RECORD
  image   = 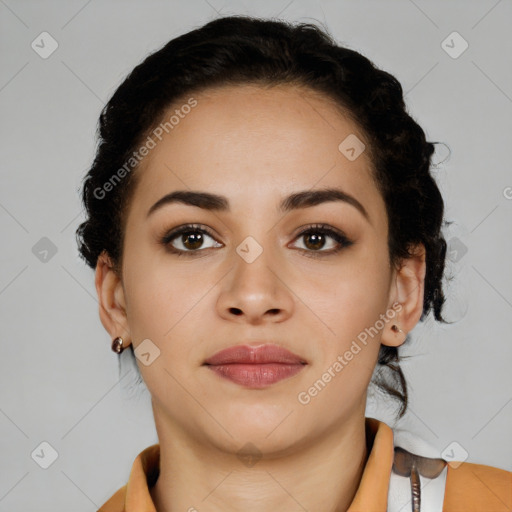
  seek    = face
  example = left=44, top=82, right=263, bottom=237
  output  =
left=107, top=84, right=406, bottom=454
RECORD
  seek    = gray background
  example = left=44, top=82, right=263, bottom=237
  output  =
left=1, top=0, right=511, bottom=510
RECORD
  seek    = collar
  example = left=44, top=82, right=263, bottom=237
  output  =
left=106, top=417, right=394, bottom=511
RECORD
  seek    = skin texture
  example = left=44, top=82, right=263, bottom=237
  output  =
left=95, top=84, right=426, bottom=512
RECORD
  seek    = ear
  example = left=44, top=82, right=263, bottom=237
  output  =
left=381, top=243, right=426, bottom=348
left=95, top=251, right=131, bottom=349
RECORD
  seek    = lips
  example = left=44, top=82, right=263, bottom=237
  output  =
left=203, top=344, right=307, bottom=389
left=203, top=344, right=307, bottom=365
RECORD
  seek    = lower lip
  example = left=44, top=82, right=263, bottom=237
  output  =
left=205, top=363, right=305, bottom=388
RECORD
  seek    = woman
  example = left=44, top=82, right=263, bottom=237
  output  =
left=75, top=15, right=511, bottom=512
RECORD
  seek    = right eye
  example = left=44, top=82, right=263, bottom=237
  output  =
left=160, top=223, right=223, bottom=256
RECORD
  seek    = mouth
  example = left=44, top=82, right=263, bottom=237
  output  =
left=203, top=344, right=307, bottom=389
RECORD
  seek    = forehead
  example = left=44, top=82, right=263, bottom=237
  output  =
left=127, top=84, right=384, bottom=224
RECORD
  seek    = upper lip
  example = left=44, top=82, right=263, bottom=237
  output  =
left=204, top=344, right=307, bottom=365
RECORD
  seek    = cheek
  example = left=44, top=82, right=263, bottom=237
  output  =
left=308, top=247, right=391, bottom=334
left=124, top=266, right=197, bottom=342
left=304, top=247, right=392, bottom=383
left=121, top=267, right=203, bottom=402
left=122, top=250, right=216, bottom=373
left=123, top=232, right=187, bottom=320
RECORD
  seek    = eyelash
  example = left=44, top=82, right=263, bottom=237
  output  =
left=159, top=223, right=354, bottom=258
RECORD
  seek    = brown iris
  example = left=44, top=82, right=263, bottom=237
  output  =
left=303, top=233, right=326, bottom=251
left=181, top=231, right=204, bottom=250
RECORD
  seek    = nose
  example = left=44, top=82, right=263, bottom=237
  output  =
left=215, top=241, right=294, bottom=325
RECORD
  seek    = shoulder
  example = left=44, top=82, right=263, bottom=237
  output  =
left=97, top=485, right=126, bottom=512
left=443, top=461, right=511, bottom=512
left=96, top=443, right=160, bottom=512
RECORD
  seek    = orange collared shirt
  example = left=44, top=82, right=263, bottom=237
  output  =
left=97, top=418, right=511, bottom=512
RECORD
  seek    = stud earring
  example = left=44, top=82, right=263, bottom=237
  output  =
left=111, top=337, right=125, bottom=354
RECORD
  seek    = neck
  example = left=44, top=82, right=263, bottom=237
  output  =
left=149, top=406, right=369, bottom=512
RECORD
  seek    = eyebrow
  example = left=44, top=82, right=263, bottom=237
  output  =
left=147, top=187, right=370, bottom=221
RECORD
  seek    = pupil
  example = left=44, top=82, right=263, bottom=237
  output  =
left=184, top=232, right=203, bottom=250
left=305, top=233, right=324, bottom=250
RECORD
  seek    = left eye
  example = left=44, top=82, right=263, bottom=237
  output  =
left=290, top=224, right=353, bottom=254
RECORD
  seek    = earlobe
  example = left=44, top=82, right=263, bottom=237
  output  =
left=95, top=251, right=131, bottom=349
left=381, top=244, right=426, bottom=348
left=380, top=309, right=408, bottom=348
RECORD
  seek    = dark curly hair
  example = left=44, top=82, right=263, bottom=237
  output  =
left=76, top=15, right=448, bottom=419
